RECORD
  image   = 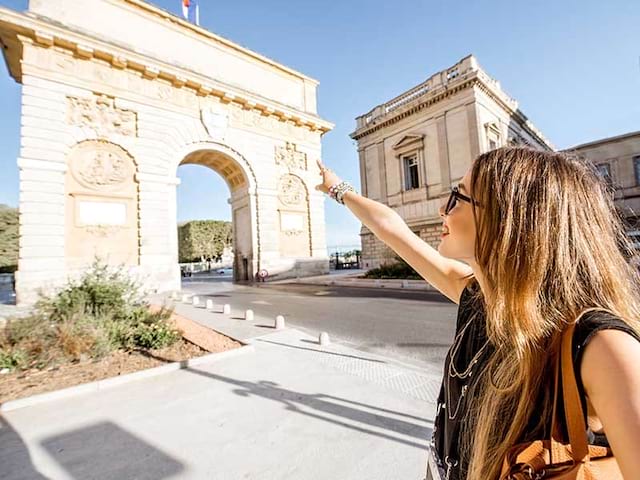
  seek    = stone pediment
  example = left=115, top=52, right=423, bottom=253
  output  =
left=393, top=134, right=424, bottom=150
left=392, top=134, right=424, bottom=154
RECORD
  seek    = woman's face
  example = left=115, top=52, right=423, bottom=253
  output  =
left=438, top=169, right=477, bottom=263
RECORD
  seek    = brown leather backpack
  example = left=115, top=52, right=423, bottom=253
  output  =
left=500, top=316, right=622, bottom=479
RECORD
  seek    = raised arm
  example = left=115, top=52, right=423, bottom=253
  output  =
left=315, top=161, right=472, bottom=303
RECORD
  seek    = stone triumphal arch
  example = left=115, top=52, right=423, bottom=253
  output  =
left=0, top=0, right=333, bottom=304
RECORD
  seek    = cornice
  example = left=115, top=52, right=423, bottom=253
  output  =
left=565, top=130, right=640, bottom=152
left=350, top=77, right=479, bottom=141
left=0, top=7, right=333, bottom=134
left=473, top=81, right=554, bottom=151
left=350, top=69, right=553, bottom=151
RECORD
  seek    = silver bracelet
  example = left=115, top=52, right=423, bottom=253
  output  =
left=335, top=182, right=356, bottom=205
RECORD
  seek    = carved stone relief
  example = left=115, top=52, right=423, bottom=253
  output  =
left=69, top=140, right=134, bottom=190
left=83, top=225, right=125, bottom=237
left=67, top=93, right=137, bottom=137
left=277, top=174, right=306, bottom=207
left=275, top=142, right=307, bottom=171
left=201, top=102, right=229, bottom=142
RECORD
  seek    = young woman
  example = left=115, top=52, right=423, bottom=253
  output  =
left=315, top=148, right=640, bottom=480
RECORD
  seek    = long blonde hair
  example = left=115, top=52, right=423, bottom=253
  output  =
left=463, top=147, right=640, bottom=480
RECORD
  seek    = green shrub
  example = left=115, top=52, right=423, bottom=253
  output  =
left=132, top=322, right=181, bottom=350
left=37, top=261, right=139, bottom=324
left=0, top=261, right=180, bottom=372
left=363, top=256, right=422, bottom=280
left=0, top=348, right=28, bottom=370
left=0, top=205, right=18, bottom=270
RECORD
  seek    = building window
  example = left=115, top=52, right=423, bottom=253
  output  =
left=403, top=155, right=420, bottom=190
left=634, top=156, right=640, bottom=186
left=596, top=163, right=612, bottom=185
left=485, top=122, right=501, bottom=151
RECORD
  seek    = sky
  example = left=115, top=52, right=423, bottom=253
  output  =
left=0, top=0, right=639, bottom=249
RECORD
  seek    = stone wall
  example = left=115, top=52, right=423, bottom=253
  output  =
left=360, top=220, right=442, bottom=271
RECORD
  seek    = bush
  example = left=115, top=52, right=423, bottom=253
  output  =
left=363, top=255, right=422, bottom=280
left=0, top=205, right=18, bottom=271
left=178, top=220, right=232, bottom=263
left=0, top=348, right=28, bottom=370
left=0, top=261, right=181, bottom=372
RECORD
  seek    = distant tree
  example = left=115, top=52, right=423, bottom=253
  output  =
left=0, top=204, right=18, bottom=272
left=178, top=220, right=232, bottom=263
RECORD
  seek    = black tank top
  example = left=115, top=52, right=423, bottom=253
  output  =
left=431, top=283, right=640, bottom=480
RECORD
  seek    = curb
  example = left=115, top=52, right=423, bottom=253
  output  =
left=291, top=279, right=437, bottom=291
left=0, top=344, right=255, bottom=412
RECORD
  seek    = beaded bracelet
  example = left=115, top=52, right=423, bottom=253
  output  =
left=328, top=182, right=345, bottom=201
left=328, top=181, right=356, bottom=205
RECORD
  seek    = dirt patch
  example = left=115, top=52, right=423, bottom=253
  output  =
left=0, top=312, right=242, bottom=405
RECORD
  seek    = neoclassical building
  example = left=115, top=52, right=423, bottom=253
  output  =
left=0, top=0, right=333, bottom=304
left=350, top=55, right=553, bottom=269
left=567, top=131, right=640, bottom=245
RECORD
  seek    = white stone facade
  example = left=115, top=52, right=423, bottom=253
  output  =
left=351, top=55, right=553, bottom=270
left=566, top=131, right=640, bottom=242
left=0, top=0, right=333, bottom=304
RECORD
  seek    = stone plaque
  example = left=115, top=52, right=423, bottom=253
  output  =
left=281, top=212, right=304, bottom=232
left=77, top=201, right=127, bottom=226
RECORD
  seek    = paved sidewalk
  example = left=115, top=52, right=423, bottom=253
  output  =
left=1, top=299, right=442, bottom=480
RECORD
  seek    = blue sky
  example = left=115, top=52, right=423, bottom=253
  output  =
left=1, top=0, right=639, bottom=248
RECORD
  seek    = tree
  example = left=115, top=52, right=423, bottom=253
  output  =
left=178, top=220, right=233, bottom=263
left=0, top=204, right=18, bottom=272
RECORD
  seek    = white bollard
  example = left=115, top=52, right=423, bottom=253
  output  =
left=223, top=304, right=231, bottom=315
left=245, top=309, right=254, bottom=321
left=206, top=299, right=214, bottom=310
left=319, top=332, right=330, bottom=346
left=181, top=294, right=191, bottom=303
left=275, top=315, right=285, bottom=330
left=171, top=291, right=179, bottom=300
left=192, top=296, right=200, bottom=307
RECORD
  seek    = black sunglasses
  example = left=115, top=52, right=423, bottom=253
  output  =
left=444, top=186, right=474, bottom=215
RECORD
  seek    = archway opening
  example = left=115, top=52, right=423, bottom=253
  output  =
left=176, top=149, right=253, bottom=286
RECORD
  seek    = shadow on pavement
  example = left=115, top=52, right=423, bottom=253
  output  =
left=0, top=416, right=48, bottom=480
left=40, top=421, right=185, bottom=480
left=185, top=367, right=432, bottom=450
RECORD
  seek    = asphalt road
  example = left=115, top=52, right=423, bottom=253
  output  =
left=181, top=274, right=458, bottom=374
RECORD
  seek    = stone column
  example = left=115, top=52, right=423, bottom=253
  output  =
left=376, top=142, right=388, bottom=202
left=436, top=114, right=451, bottom=189
left=136, top=172, right=181, bottom=292
left=466, top=102, right=481, bottom=160
left=15, top=74, right=73, bottom=304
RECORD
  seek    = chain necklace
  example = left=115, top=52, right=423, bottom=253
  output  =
left=444, top=314, right=490, bottom=421
left=447, top=316, right=490, bottom=379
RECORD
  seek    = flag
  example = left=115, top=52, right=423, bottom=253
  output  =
left=182, top=0, right=200, bottom=25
